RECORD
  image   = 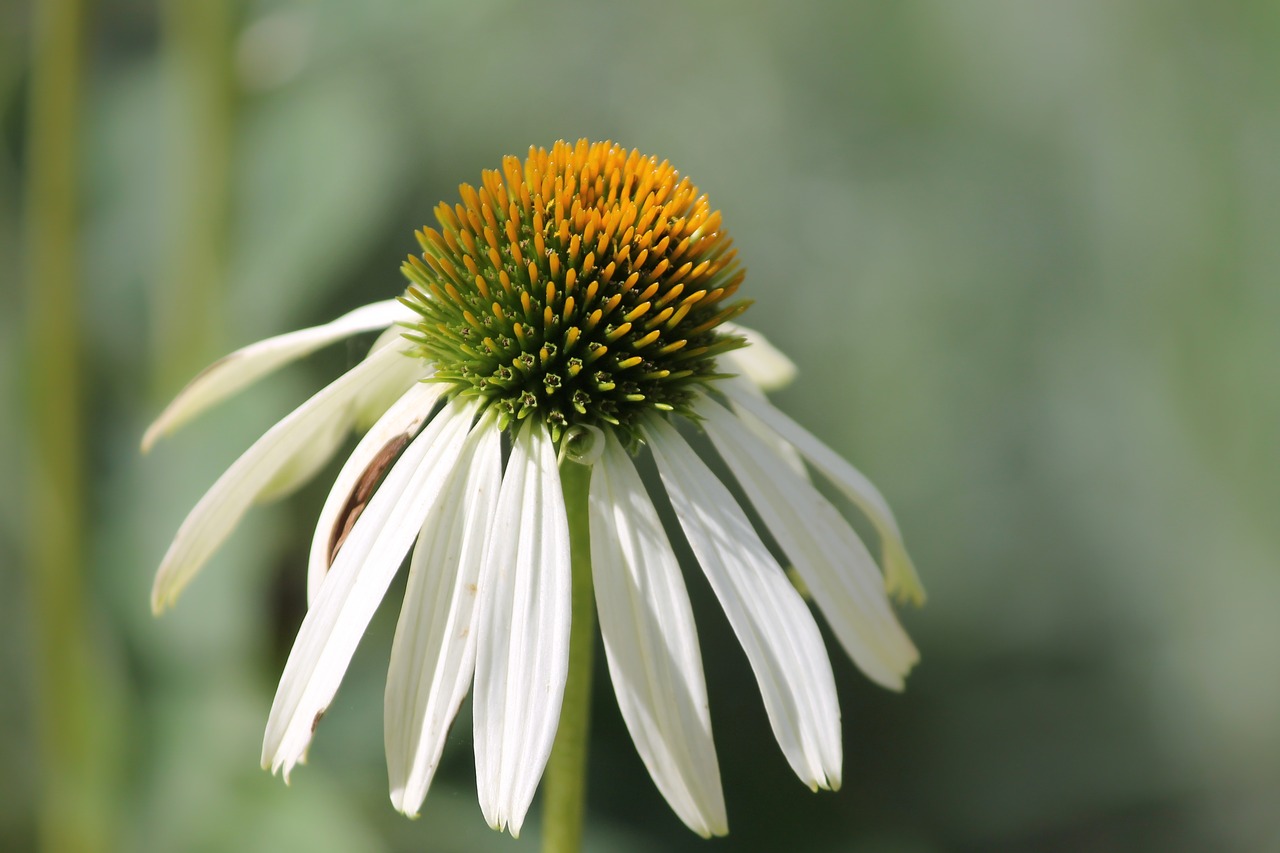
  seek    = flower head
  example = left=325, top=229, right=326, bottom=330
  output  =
left=400, top=140, right=748, bottom=444
left=146, top=140, right=924, bottom=839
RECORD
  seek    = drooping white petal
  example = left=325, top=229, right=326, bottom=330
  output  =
left=254, top=339, right=427, bottom=506
left=384, top=409, right=502, bottom=817
left=253, top=411, right=351, bottom=504
left=719, top=321, right=797, bottom=392
left=715, top=368, right=808, bottom=480
left=142, top=300, right=414, bottom=452
left=722, top=379, right=926, bottom=605
left=261, top=399, right=479, bottom=780
left=473, top=421, right=571, bottom=837
left=644, top=417, right=842, bottom=791
left=352, top=325, right=433, bottom=430
left=590, top=432, right=727, bottom=837
left=306, top=381, right=446, bottom=604
left=699, top=395, right=918, bottom=689
left=150, top=342, right=420, bottom=613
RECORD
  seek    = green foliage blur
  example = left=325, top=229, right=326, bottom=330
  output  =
left=5, top=1, right=1279, bottom=851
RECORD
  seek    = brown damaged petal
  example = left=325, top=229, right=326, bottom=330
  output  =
left=327, top=433, right=413, bottom=567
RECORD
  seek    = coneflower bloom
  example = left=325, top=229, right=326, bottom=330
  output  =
left=146, top=140, right=924, bottom=839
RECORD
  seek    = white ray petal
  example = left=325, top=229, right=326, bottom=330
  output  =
left=644, top=417, right=842, bottom=791
left=714, top=371, right=808, bottom=480
left=261, top=399, right=479, bottom=780
left=151, top=342, right=415, bottom=613
left=719, top=321, right=797, bottom=392
left=590, top=433, right=727, bottom=837
left=253, top=411, right=351, bottom=504
left=699, top=395, right=918, bottom=689
left=142, top=299, right=414, bottom=452
left=352, top=325, right=433, bottom=430
left=307, top=381, right=445, bottom=605
left=473, top=421, right=571, bottom=837
left=722, top=379, right=926, bottom=605
left=385, top=409, right=502, bottom=816
left=254, top=329, right=430, bottom=503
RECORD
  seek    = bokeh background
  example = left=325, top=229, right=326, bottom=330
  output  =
left=5, top=1, right=1279, bottom=851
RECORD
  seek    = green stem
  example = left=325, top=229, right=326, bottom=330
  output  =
left=542, top=460, right=596, bottom=853
left=153, top=0, right=237, bottom=392
left=24, top=0, right=110, bottom=850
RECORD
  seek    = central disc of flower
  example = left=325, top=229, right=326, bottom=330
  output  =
left=400, top=140, right=749, bottom=443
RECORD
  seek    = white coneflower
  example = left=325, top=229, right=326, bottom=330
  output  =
left=146, top=140, right=924, bottom=843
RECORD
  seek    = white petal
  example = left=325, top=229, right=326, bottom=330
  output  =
left=253, top=410, right=351, bottom=504
left=713, top=328, right=805, bottom=479
left=384, top=409, right=502, bottom=817
left=590, top=433, right=727, bottom=837
left=254, top=329, right=428, bottom=504
left=150, top=342, right=418, bottom=613
left=353, top=325, right=433, bottom=430
left=306, top=381, right=445, bottom=605
left=715, top=372, right=808, bottom=480
left=142, top=300, right=414, bottom=452
left=473, top=421, right=571, bottom=837
left=699, top=395, right=918, bottom=689
left=719, top=321, right=797, bottom=391
left=644, top=417, right=842, bottom=791
left=722, top=380, right=926, bottom=605
left=261, top=399, right=479, bottom=780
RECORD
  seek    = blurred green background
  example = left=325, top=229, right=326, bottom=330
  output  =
left=5, top=1, right=1279, bottom=851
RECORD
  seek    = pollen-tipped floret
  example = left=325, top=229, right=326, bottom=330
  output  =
left=399, top=139, right=749, bottom=443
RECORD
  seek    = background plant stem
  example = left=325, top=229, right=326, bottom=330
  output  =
left=153, top=0, right=236, bottom=393
left=23, top=0, right=110, bottom=850
left=542, top=460, right=596, bottom=853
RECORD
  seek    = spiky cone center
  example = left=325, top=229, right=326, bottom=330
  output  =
left=399, top=139, right=749, bottom=446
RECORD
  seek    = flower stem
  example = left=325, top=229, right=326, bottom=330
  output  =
left=542, top=460, right=596, bottom=853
